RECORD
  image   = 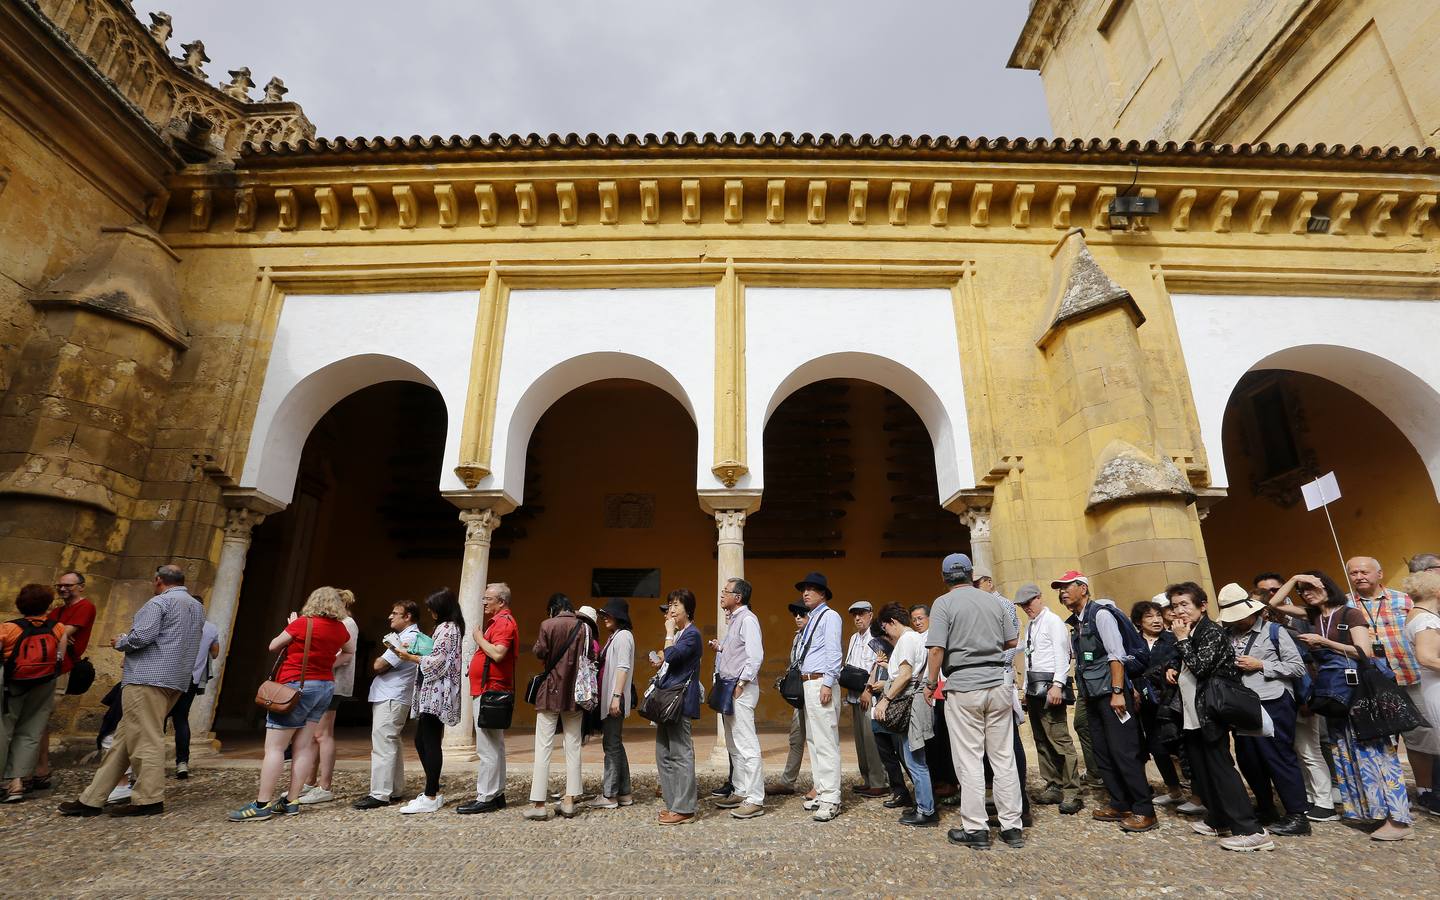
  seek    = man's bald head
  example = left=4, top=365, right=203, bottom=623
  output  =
left=1346, top=556, right=1383, bottom=597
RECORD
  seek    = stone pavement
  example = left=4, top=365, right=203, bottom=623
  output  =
left=6, top=733, right=1437, bottom=899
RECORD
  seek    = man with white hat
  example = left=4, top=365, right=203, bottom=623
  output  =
left=1218, top=583, right=1311, bottom=836
left=844, top=600, right=889, bottom=798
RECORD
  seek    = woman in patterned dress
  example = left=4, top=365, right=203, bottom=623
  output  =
left=1285, top=570, right=1412, bottom=841
left=392, top=587, right=464, bottom=815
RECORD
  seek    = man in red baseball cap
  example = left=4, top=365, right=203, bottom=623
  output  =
left=1055, top=570, right=1157, bottom=832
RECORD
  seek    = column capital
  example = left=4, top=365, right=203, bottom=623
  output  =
left=959, top=507, right=992, bottom=540
left=714, top=508, right=747, bottom=541
left=222, top=506, right=268, bottom=541
left=459, top=507, right=503, bottom=543
left=697, top=489, right=762, bottom=515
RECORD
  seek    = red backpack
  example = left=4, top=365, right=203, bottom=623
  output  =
left=4, top=618, right=60, bottom=688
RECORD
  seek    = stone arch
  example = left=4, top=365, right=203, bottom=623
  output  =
left=496, top=351, right=700, bottom=504
left=247, top=354, right=447, bottom=506
left=1172, top=294, right=1440, bottom=500
left=759, top=351, right=966, bottom=503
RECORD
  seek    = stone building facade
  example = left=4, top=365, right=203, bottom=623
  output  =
left=2, top=0, right=1437, bottom=745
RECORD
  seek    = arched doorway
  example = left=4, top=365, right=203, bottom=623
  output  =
left=1202, top=368, right=1440, bottom=585
left=486, top=378, right=708, bottom=728
left=215, top=381, right=453, bottom=731
left=746, top=378, right=971, bottom=725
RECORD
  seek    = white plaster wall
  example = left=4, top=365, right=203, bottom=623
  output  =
left=745, top=287, right=973, bottom=501
left=1171, top=293, right=1440, bottom=498
left=240, top=292, right=479, bottom=505
left=483, top=287, right=715, bottom=504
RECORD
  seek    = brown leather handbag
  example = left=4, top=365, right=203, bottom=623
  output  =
left=254, top=617, right=312, bottom=713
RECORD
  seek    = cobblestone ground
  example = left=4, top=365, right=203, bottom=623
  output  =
left=5, top=765, right=1436, bottom=898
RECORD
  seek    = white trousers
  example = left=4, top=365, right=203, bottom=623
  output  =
left=802, top=679, right=842, bottom=806
left=724, top=681, right=764, bottom=805
left=1294, top=711, right=1335, bottom=807
left=473, top=698, right=506, bottom=801
left=368, top=699, right=409, bottom=801
left=530, top=710, right=582, bottom=803
left=949, top=684, right=1024, bottom=832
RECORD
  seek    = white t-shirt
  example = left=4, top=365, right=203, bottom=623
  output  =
left=891, top=629, right=927, bottom=685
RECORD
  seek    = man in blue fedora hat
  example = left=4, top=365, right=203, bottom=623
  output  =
left=793, top=572, right=844, bottom=821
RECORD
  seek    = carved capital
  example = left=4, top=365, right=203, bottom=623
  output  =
left=959, top=508, right=992, bottom=540
left=460, top=507, right=503, bottom=544
left=222, top=506, right=266, bottom=542
left=714, top=509, right=747, bottom=542
left=454, top=464, right=490, bottom=490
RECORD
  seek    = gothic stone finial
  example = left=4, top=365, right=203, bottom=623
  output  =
left=223, top=67, right=255, bottom=101
left=262, top=76, right=289, bottom=103
left=177, top=40, right=209, bottom=77
left=148, top=12, right=172, bottom=46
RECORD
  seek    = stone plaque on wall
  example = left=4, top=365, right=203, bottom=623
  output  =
left=604, top=493, right=655, bottom=528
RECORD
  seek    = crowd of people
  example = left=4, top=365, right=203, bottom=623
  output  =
left=3, top=549, right=1436, bottom=851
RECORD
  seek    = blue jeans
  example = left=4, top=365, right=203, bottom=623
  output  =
left=901, top=737, right=934, bottom=815
left=266, top=681, right=334, bottom=729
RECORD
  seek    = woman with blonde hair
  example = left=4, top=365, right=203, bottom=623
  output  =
left=298, top=588, right=359, bottom=805
left=228, top=586, right=356, bottom=822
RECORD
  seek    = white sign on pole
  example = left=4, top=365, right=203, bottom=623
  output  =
left=1301, top=471, right=1342, bottom=512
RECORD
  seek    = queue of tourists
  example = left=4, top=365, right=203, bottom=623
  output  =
left=3, top=551, right=1437, bottom=850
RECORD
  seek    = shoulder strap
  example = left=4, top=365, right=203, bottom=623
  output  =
left=794, top=608, right=832, bottom=668
left=1242, top=627, right=1261, bottom=657
left=539, top=620, right=584, bottom=682
left=270, top=617, right=313, bottom=685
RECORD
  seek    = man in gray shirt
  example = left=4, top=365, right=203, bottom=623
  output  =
left=925, top=553, right=1022, bottom=850
left=60, top=564, right=205, bottom=818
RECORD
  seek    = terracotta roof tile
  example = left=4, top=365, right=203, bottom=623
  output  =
left=239, top=133, right=1440, bottom=170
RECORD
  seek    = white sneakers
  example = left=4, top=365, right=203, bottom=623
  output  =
left=106, top=782, right=133, bottom=804
left=297, top=786, right=336, bottom=805
left=812, top=802, right=840, bottom=822
left=399, top=794, right=444, bottom=814
left=1219, top=831, right=1275, bottom=852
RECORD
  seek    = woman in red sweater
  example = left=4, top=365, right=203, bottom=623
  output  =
left=228, top=586, right=355, bottom=822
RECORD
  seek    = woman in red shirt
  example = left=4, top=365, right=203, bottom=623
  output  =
left=228, top=586, right=355, bottom=822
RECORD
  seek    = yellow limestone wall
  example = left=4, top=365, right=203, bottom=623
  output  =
left=1203, top=371, right=1440, bottom=589
left=1014, top=0, right=1440, bottom=148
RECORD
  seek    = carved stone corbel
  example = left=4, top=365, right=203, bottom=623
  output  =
left=639, top=180, right=660, bottom=223
left=433, top=184, right=458, bottom=227
left=681, top=180, right=701, bottom=223
left=1051, top=184, right=1075, bottom=229
left=514, top=183, right=537, bottom=226
left=352, top=185, right=377, bottom=229
left=314, top=186, right=338, bottom=230
left=806, top=181, right=827, bottom=223
left=1011, top=184, right=1035, bottom=228
left=930, top=182, right=951, bottom=226
left=1171, top=188, right=1197, bottom=231
left=1211, top=189, right=1239, bottom=233
left=556, top=182, right=578, bottom=225
left=233, top=188, right=256, bottom=231
left=724, top=180, right=743, bottom=223
left=848, top=180, right=868, bottom=224
left=274, top=187, right=298, bottom=230
left=475, top=184, right=497, bottom=226
left=188, top=188, right=211, bottom=231
left=392, top=185, right=417, bottom=228
left=598, top=181, right=619, bottom=224
left=888, top=181, right=910, bottom=225
left=766, top=180, right=785, bottom=223
left=971, top=183, right=993, bottom=227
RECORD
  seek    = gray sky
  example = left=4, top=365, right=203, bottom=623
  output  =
left=133, top=1, right=1051, bottom=139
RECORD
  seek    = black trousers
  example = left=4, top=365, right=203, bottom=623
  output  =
left=165, top=686, right=197, bottom=764
left=925, top=696, right=957, bottom=787
left=1084, top=694, right=1154, bottom=817
left=872, top=721, right=910, bottom=800
left=1233, top=694, right=1308, bottom=817
left=982, top=718, right=1032, bottom=818
left=1184, top=727, right=1261, bottom=835
left=1138, top=700, right=1182, bottom=789
left=414, top=713, right=445, bottom=797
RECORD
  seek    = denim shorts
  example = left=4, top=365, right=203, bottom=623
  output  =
left=265, top=680, right=335, bottom=729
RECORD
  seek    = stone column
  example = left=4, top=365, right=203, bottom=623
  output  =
left=444, top=507, right=503, bottom=751
left=189, top=500, right=276, bottom=746
left=960, top=507, right=993, bottom=576
left=709, top=509, right=748, bottom=766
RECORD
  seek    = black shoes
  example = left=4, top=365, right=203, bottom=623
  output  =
left=457, top=795, right=507, bottom=814
left=109, top=802, right=163, bottom=817
left=947, top=828, right=992, bottom=850
left=882, top=794, right=914, bottom=809
left=1268, top=813, right=1312, bottom=836
left=999, top=828, right=1026, bottom=848
left=709, top=782, right=735, bottom=798
left=1058, top=798, right=1084, bottom=815
left=899, top=809, right=940, bottom=828
left=58, top=800, right=103, bottom=817
left=352, top=795, right=388, bottom=810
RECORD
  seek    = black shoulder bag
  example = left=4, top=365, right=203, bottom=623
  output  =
left=525, top=621, right=583, bottom=706
left=1344, top=616, right=1429, bottom=741
left=476, top=653, right=515, bottom=730
left=776, top=609, right=832, bottom=709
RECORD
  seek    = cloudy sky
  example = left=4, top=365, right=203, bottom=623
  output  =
left=132, top=1, right=1052, bottom=140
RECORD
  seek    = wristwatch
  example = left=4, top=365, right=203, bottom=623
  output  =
left=1110, top=686, right=1124, bottom=695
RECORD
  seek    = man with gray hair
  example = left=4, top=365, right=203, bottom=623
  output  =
left=459, top=582, right=518, bottom=814
left=60, top=565, right=204, bottom=818
left=926, top=553, right=1023, bottom=850
left=713, top=577, right=766, bottom=819
left=1409, top=553, right=1440, bottom=574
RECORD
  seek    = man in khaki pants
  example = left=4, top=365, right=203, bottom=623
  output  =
left=60, top=565, right=205, bottom=818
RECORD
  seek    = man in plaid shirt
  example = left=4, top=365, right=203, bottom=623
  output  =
left=1347, top=556, right=1433, bottom=811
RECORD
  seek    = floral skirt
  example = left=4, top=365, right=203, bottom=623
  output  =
left=1331, top=720, right=1411, bottom=824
